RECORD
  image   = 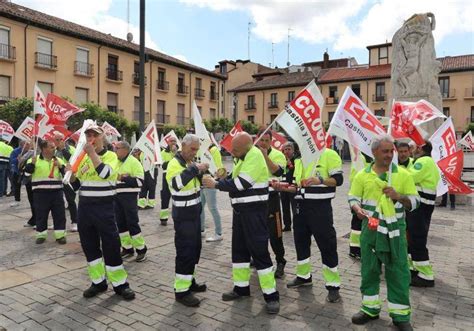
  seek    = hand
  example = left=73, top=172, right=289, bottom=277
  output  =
left=258, top=145, right=268, bottom=157
left=383, top=187, right=401, bottom=201
left=353, top=205, right=368, bottom=220
left=196, top=163, right=209, bottom=173
left=216, top=168, right=227, bottom=179
left=31, top=156, right=37, bottom=164
left=202, top=176, right=217, bottom=189
left=118, top=174, right=129, bottom=181
left=301, top=177, right=321, bottom=187
left=84, top=143, right=95, bottom=156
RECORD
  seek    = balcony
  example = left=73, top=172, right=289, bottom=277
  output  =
left=106, top=68, right=123, bottom=82
left=0, top=44, right=16, bottom=61
left=210, top=90, right=218, bottom=101
left=176, top=116, right=190, bottom=126
left=177, top=84, right=189, bottom=95
left=157, top=80, right=169, bottom=91
left=195, top=88, right=205, bottom=99
left=464, top=87, right=474, bottom=99
left=133, top=111, right=150, bottom=121
left=441, top=89, right=456, bottom=100
left=326, top=96, right=339, bottom=104
left=245, top=103, right=257, bottom=111
left=156, top=113, right=170, bottom=124
left=372, top=94, right=387, bottom=102
left=132, top=73, right=148, bottom=86
left=35, top=52, right=57, bottom=69
left=268, top=101, right=279, bottom=109
left=74, top=61, right=94, bottom=77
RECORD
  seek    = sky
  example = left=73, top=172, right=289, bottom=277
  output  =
left=14, top=0, right=474, bottom=71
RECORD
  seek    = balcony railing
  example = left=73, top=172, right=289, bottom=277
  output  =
left=195, top=88, right=205, bottom=98
left=106, top=68, right=123, bottom=81
left=177, top=84, right=189, bottom=95
left=245, top=103, right=256, bottom=110
left=464, top=87, right=474, bottom=98
left=326, top=96, right=339, bottom=104
left=372, top=94, right=387, bottom=102
left=132, top=73, right=147, bottom=85
left=0, top=44, right=16, bottom=61
left=35, top=52, right=57, bottom=69
left=157, top=80, right=169, bottom=91
left=74, top=61, right=94, bottom=76
left=210, top=90, right=218, bottom=101
left=441, top=89, right=456, bottom=99
left=156, top=113, right=170, bottom=124
left=176, top=116, right=190, bottom=126
left=133, top=111, right=150, bottom=121
left=268, top=101, right=279, bottom=109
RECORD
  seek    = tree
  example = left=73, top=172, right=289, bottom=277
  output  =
left=465, top=122, right=474, bottom=134
left=162, top=124, right=187, bottom=138
left=0, top=97, right=33, bottom=129
left=240, top=120, right=259, bottom=134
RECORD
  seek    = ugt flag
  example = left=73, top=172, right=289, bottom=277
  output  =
left=437, top=150, right=472, bottom=194
left=44, top=93, right=84, bottom=126
left=220, top=121, right=243, bottom=154
left=275, top=80, right=326, bottom=168
left=328, top=87, right=385, bottom=158
left=0, top=120, right=14, bottom=142
left=192, top=101, right=217, bottom=174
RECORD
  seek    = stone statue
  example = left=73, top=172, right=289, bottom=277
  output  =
left=391, top=13, right=443, bottom=136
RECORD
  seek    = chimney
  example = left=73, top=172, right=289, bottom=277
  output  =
left=323, top=51, right=329, bottom=69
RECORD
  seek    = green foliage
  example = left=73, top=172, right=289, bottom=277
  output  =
left=465, top=122, right=474, bottom=134
left=162, top=124, right=187, bottom=138
left=240, top=120, right=259, bottom=134
left=0, top=97, right=34, bottom=129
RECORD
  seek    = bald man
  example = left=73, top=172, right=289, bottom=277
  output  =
left=203, top=132, right=280, bottom=314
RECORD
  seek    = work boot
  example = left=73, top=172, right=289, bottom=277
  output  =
left=349, top=252, right=361, bottom=260
left=275, top=262, right=285, bottom=279
left=121, top=248, right=135, bottom=258
left=135, top=247, right=147, bottom=262
left=287, top=276, right=312, bottom=288
left=83, top=281, right=108, bottom=298
left=160, top=219, right=168, bottom=226
left=411, top=274, right=434, bottom=287
left=351, top=311, right=379, bottom=325
left=56, top=237, right=67, bottom=245
left=265, top=300, right=280, bottom=314
left=222, top=290, right=249, bottom=301
left=115, top=287, right=136, bottom=301
left=326, top=288, right=341, bottom=303
left=36, top=237, right=46, bottom=244
left=393, top=321, right=413, bottom=331
left=190, top=279, right=207, bottom=292
left=176, top=293, right=200, bottom=307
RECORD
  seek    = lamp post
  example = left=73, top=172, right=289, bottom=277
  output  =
left=138, top=0, right=145, bottom=132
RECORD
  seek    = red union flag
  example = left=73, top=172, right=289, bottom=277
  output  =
left=390, top=100, right=445, bottom=145
left=271, top=131, right=287, bottom=151
left=276, top=80, right=326, bottom=168
left=438, top=150, right=464, bottom=180
left=443, top=171, right=473, bottom=195
left=459, top=131, right=474, bottom=151
left=220, top=121, right=243, bottom=154
left=0, top=120, right=14, bottom=142
left=328, top=87, right=385, bottom=158
left=14, top=117, right=35, bottom=141
left=430, top=117, right=457, bottom=162
left=45, top=93, right=84, bottom=125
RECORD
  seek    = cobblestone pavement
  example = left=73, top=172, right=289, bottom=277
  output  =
left=0, top=162, right=472, bottom=330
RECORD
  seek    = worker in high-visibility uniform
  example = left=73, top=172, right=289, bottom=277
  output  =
left=406, top=142, right=440, bottom=287
left=349, top=135, right=419, bottom=331
left=24, top=139, right=67, bottom=244
left=276, top=146, right=344, bottom=303
left=200, top=144, right=225, bottom=242
left=114, top=141, right=147, bottom=262
left=53, top=132, right=79, bottom=232
left=203, top=132, right=280, bottom=314
left=167, top=134, right=208, bottom=307
left=280, top=142, right=298, bottom=232
left=0, top=139, right=13, bottom=198
left=159, top=137, right=178, bottom=225
left=256, top=130, right=287, bottom=278
left=396, top=142, right=414, bottom=169
left=69, top=125, right=135, bottom=301
left=137, top=151, right=158, bottom=210
left=348, top=151, right=372, bottom=260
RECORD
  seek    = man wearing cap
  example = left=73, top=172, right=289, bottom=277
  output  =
left=159, top=137, right=178, bottom=225
left=69, top=124, right=135, bottom=300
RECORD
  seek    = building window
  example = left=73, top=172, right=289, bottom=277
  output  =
left=210, top=82, right=217, bottom=100
left=375, top=108, right=385, bottom=117
left=37, top=81, right=53, bottom=94
left=328, top=86, right=338, bottom=104
left=270, top=114, right=278, bottom=123
left=107, top=55, right=122, bottom=81
left=177, top=73, right=187, bottom=94
left=246, top=95, right=256, bottom=109
left=75, top=88, right=88, bottom=104
left=352, top=84, right=361, bottom=98
left=220, top=63, right=227, bottom=75
left=177, top=103, right=186, bottom=125
left=328, top=111, right=335, bottom=123
left=439, top=77, right=450, bottom=98
left=443, top=107, right=450, bottom=117
left=471, top=106, right=474, bottom=122
left=270, top=93, right=278, bottom=108
left=197, top=106, right=202, bottom=113
left=379, top=47, right=388, bottom=59
left=75, top=48, right=92, bottom=76
left=107, top=92, right=118, bottom=113
left=248, top=115, right=255, bottom=123
left=36, top=37, right=56, bottom=68
left=0, top=26, right=15, bottom=60
left=210, top=108, right=216, bottom=119
left=0, top=75, right=11, bottom=104
left=195, top=78, right=204, bottom=98
left=375, top=82, right=386, bottom=102
left=157, top=68, right=168, bottom=90
left=157, top=100, right=166, bottom=123
left=287, top=91, right=295, bottom=102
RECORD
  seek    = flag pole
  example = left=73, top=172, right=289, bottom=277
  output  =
left=253, top=111, right=283, bottom=145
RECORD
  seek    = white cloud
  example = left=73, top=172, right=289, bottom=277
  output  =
left=14, top=0, right=160, bottom=50
left=181, top=0, right=474, bottom=51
